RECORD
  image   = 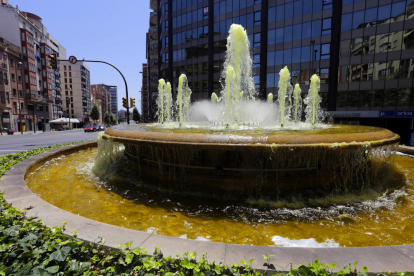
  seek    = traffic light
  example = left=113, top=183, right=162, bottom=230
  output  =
left=49, top=54, right=57, bottom=69
left=130, top=98, right=135, bottom=108
left=122, top=97, right=128, bottom=108
left=33, top=115, right=37, bottom=120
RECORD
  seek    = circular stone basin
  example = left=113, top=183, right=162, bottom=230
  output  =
left=25, top=144, right=414, bottom=247
left=103, top=124, right=400, bottom=197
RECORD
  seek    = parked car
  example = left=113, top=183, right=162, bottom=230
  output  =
left=3, top=128, right=15, bottom=135
left=96, top=125, right=105, bottom=131
left=84, top=125, right=96, bottom=132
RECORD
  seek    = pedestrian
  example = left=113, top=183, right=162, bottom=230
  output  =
left=411, top=130, right=414, bottom=147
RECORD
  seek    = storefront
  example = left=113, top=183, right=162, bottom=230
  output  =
left=327, top=111, right=414, bottom=145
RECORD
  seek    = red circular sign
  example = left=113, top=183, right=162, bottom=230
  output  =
left=68, top=56, right=77, bottom=64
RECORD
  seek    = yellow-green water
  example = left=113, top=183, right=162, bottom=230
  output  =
left=26, top=148, right=414, bottom=247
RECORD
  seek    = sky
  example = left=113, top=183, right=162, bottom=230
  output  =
left=9, top=0, right=151, bottom=114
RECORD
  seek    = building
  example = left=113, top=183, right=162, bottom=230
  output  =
left=155, top=0, right=414, bottom=143
left=59, top=61, right=91, bottom=125
left=109, top=86, right=118, bottom=115
left=118, top=109, right=127, bottom=121
left=145, top=1, right=159, bottom=121
left=0, top=38, right=25, bottom=132
left=91, top=84, right=112, bottom=122
left=141, top=63, right=150, bottom=121
left=0, top=1, right=66, bottom=131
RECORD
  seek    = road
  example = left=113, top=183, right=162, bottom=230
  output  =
left=0, top=129, right=98, bottom=156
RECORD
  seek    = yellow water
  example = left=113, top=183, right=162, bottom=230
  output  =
left=26, top=148, right=414, bottom=247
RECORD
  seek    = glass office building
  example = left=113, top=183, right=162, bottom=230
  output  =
left=157, top=0, right=414, bottom=142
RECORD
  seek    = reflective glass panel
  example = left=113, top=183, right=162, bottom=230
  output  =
left=378, top=4, right=391, bottom=21
left=275, top=50, right=283, bottom=65
left=312, top=20, right=321, bottom=37
left=285, top=3, right=293, bottom=19
left=353, top=10, right=364, bottom=29
left=276, top=28, right=284, bottom=43
left=341, top=13, right=352, bottom=32
left=269, top=7, right=276, bottom=22
left=277, top=5, right=285, bottom=20
left=293, top=24, right=302, bottom=40
left=284, top=49, right=292, bottom=65
left=302, top=46, right=311, bottom=62
left=285, top=26, right=293, bottom=41
left=292, top=48, right=301, bottom=63
left=268, top=51, right=275, bottom=66
left=302, top=22, right=311, bottom=38
left=294, top=0, right=303, bottom=17
left=365, top=8, right=377, bottom=24
left=268, top=29, right=275, bottom=44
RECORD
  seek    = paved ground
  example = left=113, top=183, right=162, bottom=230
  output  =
left=0, top=129, right=98, bottom=156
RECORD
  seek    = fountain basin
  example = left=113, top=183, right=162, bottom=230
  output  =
left=103, top=124, right=400, bottom=196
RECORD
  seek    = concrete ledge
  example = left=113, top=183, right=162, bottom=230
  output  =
left=1, top=142, right=414, bottom=273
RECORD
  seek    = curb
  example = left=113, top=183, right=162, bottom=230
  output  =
left=1, top=142, right=414, bottom=273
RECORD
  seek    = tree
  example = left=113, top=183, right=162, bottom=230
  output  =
left=104, top=112, right=111, bottom=126
left=89, top=103, right=100, bottom=124
left=110, top=113, right=117, bottom=125
left=132, top=107, right=140, bottom=123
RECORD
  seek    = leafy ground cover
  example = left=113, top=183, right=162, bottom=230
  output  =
left=0, top=143, right=412, bottom=275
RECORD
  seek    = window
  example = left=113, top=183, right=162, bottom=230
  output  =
left=378, top=4, right=391, bottom=21
left=341, top=13, right=352, bottom=32
left=10, top=59, right=14, bottom=67
left=254, top=12, right=261, bottom=26
left=268, top=29, right=275, bottom=44
left=267, top=73, right=274, bottom=88
left=276, top=28, right=283, bottom=43
left=322, top=18, right=331, bottom=35
left=302, top=22, right=311, bottom=39
left=275, top=50, right=283, bottom=65
left=365, top=8, right=377, bottom=24
left=312, top=20, right=321, bottom=37
left=12, top=74, right=15, bottom=82
left=284, top=26, right=292, bottom=41
left=69, top=66, right=71, bottom=71
left=253, top=33, right=261, bottom=47
left=254, top=75, right=260, bottom=88
left=64, top=65, right=66, bottom=70
left=353, top=10, right=364, bottom=29
left=321, top=43, right=330, bottom=59
left=13, top=88, right=16, bottom=96
left=294, top=0, right=303, bottom=17
left=6, top=92, right=9, bottom=104
left=293, top=24, right=302, bottom=40
left=0, top=92, right=4, bottom=104
left=253, top=54, right=260, bottom=68
left=323, top=0, right=332, bottom=10
left=268, top=7, right=276, bottom=23
left=267, top=51, right=275, bottom=66
left=301, top=46, right=311, bottom=62
left=277, top=5, right=284, bottom=21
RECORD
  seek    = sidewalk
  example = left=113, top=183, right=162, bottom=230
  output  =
left=0, top=128, right=84, bottom=136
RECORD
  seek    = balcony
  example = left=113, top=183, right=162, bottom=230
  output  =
left=1, top=63, right=7, bottom=70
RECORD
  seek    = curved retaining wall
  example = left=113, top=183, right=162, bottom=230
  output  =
left=1, top=142, right=414, bottom=273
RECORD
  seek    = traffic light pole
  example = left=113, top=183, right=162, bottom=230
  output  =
left=57, top=58, right=130, bottom=124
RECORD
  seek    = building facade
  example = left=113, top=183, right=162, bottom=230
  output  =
left=146, top=1, right=159, bottom=120
left=109, top=86, right=118, bottom=115
left=91, top=84, right=112, bottom=122
left=0, top=2, right=66, bottom=131
left=157, top=0, right=414, bottom=143
left=59, top=61, right=92, bottom=125
left=141, top=63, right=149, bottom=121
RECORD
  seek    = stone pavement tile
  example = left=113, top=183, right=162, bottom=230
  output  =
left=391, top=245, right=414, bottom=262
left=75, top=221, right=152, bottom=249
left=1, top=185, right=34, bottom=200
left=140, top=234, right=226, bottom=263
left=0, top=174, right=25, bottom=187
left=311, top=246, right=414, bottom=273
left=224, top=244, right=315, bottom=272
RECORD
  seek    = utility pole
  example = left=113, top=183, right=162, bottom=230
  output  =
left=16, top=62, right=23, bottom=134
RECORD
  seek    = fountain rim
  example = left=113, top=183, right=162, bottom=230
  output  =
left=103, top=125, right=400, bottom=147
left=2, top=142, right=414, bottom=272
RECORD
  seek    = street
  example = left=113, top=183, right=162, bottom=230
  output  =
left=0, top=129, right=98, bottom=156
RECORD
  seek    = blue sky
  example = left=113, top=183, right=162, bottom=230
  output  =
left=9, top=0, right=151, bottom=113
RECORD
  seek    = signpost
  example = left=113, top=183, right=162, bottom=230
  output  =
left=54, top=55, right=130, bottom=124
left=68, top=56, right=77, bottom=64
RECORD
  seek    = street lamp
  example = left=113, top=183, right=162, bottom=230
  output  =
left=16, top=62, right=23, bottom=134
left=314, top=49, right=318, bottom=76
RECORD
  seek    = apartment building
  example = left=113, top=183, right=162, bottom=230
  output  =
left=91, top=84, right=112, bottom=122
left=109, top=86, right=118, bottom=115
left=59, top=61, right=92, bottom=125
left=0, top=1, right=66, bottom=131
left=141, top=63, right=149, bottom=121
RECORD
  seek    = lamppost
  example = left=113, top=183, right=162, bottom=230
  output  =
left=314, top=49, right=318, bottom=76
left=66, top=96, right=71, bottom=130
left=310, top=40, right=315, bottom=79
left=16, top=62, right=23, bottom=134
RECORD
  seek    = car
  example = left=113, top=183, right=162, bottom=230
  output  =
left=84, top=125, right=96, bottom=132
left=96, top=125, right=105, bottom=131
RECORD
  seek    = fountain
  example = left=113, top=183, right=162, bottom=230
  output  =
left=23, top=23, right=414, bottom=248
left=103, top=24, right=399, bottom=197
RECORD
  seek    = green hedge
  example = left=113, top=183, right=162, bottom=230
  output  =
left=0, top=143, right=412, bottom=276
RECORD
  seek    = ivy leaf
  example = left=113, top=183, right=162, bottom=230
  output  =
left=49, top=246, right=71, bottom=262
left=69, top=261, right=91, bottom=274
left=126, top=253, right=134, bottom=264
left=11, top=260, right=33, bottom=276
left=31, top=267, right=48, bottom=276
left=46, top=265, right=60, bottom=273
left=4, top=225, right=20, bottom=236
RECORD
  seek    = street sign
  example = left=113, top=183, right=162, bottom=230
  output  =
left=68, top=56, right=77, bottom=64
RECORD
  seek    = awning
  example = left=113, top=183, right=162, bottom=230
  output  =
left=49, top=118, right=80, bottom=123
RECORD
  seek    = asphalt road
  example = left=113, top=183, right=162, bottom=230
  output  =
left=0, top=129, right=98, bottom=156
